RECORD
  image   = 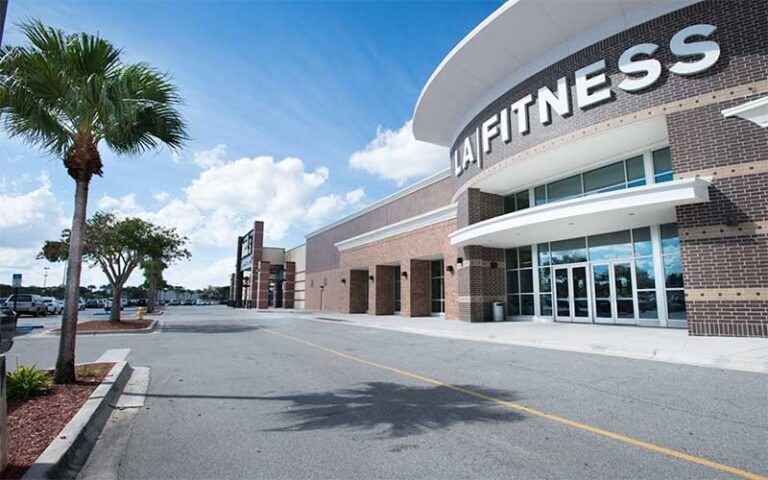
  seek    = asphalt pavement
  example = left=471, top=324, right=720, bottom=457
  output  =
left=9, top=306, right=768, bottom=479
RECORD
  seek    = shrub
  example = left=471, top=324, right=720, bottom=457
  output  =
left=7, top=364, right=52, bottom=401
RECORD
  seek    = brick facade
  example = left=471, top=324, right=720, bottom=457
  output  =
left=669, top=96, right=768, bottom=336
left=303, top=1, right=767, bottom=336
left=306, top=220, right=458, bottom=320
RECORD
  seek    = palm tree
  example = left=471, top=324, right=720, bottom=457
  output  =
left=0, top=21, right=187, bottom=383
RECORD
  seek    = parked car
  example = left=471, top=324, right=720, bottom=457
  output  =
left=184, top=299, right=195, bottom=306
left=169, top=299, right=180, bottom=306
left=42, top=297, right=64, bottom=315
left=195, top=299, right=207, bottom=306
left=85, top=298, right=102, bottom=308
left=6, top=294, right=47, bottom=316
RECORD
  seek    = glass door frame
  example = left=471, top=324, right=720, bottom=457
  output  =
left=590, top=260, right=639, bottom=326
left=553, top=263, right=591, bottom=323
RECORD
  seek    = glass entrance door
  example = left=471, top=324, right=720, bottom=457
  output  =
left=591, top=262, right=637, bottom=325
left=554, top=265, right=590, bottom=323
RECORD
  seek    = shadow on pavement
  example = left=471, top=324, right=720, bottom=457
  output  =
left=144, top=381, right=524, bottom=437
left=161, top=323, right=261, bottom=334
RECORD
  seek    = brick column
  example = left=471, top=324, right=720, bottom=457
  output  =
left=283, top=262, right=296, bottom=309
left=458, top=246, right=505, bottom=322
left=371, top=265, right=396, bottom=315
left=247, top=221, right=265, bottom=309
left=408, top=259, right=431, bottom=317
left=668, top=100, right=768, bottom=337
left=251, top=260, right=270, bottom=309
left=229, top=273, right=236, bottom=304
left=234, top=234, right=244, bottom=307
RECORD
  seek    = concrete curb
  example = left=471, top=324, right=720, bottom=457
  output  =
left=48, top=319, right=159, bottom=336
left=309, top=316, right=768, bottom=375
left=21, top=358, right=133, bottom=480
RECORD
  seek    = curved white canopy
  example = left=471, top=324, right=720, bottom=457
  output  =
left=413, top=0, right=700, bottom=147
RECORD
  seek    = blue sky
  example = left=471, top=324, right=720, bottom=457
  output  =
left=0, top=0, right=501, bottom=289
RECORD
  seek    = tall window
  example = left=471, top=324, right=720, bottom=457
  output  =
left=505, top=247, right=534, bottom=316
left=661, top=223, right=686, bottom=320
left=632, top=227, right=657, bottom=318
left=430, top=260, right=445, bottom=314
left=537, top=244, right=552, bottom=316
left=652, top=147, right=673, bottom=183
left=503, top=190, right=530, bottom=214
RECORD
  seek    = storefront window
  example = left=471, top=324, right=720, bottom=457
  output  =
left=583, top=162, right=625, bottom=194
left=547, top=174, right=582, bottom=202
left=505, top=247, right=534, bottom=316
left=661, top=223, right=686, bottom=320
left=632, top=227, right=653, bottom=257
left=588, top=230, right=632, bottom=261
left=530, top=153, right=652, bottom=208
left=504, top=189, right=531, bottom=214
left=430, top=259, right=445, bottom=314
left=537, top=243, right=550, bottom=266
left=653, top=148, right=673, bottom=183
left=550, top=238, right=587, bottom=264
left=626, top=156, right=646, bottom=188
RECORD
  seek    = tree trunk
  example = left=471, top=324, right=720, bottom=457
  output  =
left=147, top=275, right=157, bottom=314
left=54, top=178, right=89, bottom=384
left=110, top=285, right=122, bottom=323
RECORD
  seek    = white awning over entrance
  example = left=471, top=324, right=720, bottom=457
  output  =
left=449, top=177, right=710, bottom=249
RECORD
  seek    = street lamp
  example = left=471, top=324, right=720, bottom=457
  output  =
left=43, top=267, right=50, bottom=290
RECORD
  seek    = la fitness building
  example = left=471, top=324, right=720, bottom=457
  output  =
left=271, top=0, right=767, bottom=337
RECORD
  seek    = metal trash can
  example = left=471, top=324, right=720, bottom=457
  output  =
left=492, top=301, right=505, bottom=322
left=0, top=307, right=18, bottom=353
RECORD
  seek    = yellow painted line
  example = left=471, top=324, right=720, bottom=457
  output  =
left=264, top=328, right=767, bottom=480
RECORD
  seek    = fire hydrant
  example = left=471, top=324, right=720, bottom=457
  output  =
left=137, top=307, right=145, bottom=320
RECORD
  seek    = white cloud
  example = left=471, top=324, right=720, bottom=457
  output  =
left=185, top=155, right=363, bottom=242
left=165, top=256, right=235, bottom=289
left=0, top=171, right=107, bottom=288
left=349, top=119, right=448, bottom=186
left=193, top=144, right=227, bottom=169
left=0, top=171, right=65, bottom=248
left=153, top=191, right=170, bottom=202
left=96, top=193, right=143, bottom=217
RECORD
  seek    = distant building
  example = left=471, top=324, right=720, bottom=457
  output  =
left=230, top=221, right=305, bottom=310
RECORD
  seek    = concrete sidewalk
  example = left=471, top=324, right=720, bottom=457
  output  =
left=287, top=311, right=768, bottom=374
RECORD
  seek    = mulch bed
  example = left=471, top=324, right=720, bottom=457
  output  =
left=2, top=363, right=114, bottom=479
left=56, top=319, right=152, bottom=332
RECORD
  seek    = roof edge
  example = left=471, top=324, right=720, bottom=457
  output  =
left=305, top=168, right=451, bottom=239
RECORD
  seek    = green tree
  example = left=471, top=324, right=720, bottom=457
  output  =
left=141, top=227, right=190, bottom=313
left=42, top=213, right=186, bottom=323
left=0, top=21, right=187, bottom=383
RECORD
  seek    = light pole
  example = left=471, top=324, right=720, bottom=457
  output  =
left=43, top=267, right=50, bottom=290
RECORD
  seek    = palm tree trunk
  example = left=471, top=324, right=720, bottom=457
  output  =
left=147, top=275, right=157, bottom=313
left=110, top=285, right=122, bottom=323
left=54, top=178, right=89, bottom=384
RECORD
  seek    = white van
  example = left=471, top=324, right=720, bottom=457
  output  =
left=6, top=294, right=47, bottom=316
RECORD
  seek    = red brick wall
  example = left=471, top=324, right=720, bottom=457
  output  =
left=305, top=220, right=458, bottom=319
left=669, top=95, right=768, bottom=337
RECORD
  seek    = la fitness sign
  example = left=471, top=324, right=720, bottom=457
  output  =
left=453, top=24, right=721, bottom=177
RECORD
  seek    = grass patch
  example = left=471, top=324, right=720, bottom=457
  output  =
left=76, top=365, right=102, bottom=378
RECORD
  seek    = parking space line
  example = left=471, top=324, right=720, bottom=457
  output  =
left=264, top=327, right=766, bottom=480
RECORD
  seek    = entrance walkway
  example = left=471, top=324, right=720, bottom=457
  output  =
left=299, top=312, right=768, bottom=374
